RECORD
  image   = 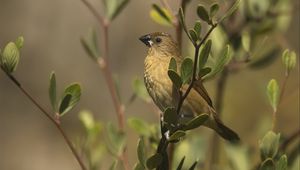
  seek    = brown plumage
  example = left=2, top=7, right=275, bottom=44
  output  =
left=139, top=32, right=239, bottom=142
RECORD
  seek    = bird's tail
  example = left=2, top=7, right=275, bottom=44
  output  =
left=213, top=116, right=240, bottom=142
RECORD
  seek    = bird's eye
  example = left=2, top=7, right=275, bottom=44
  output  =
left=155, top=37, right=162, bottom=43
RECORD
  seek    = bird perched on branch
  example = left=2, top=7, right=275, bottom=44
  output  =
left=139, top=32, right=239, bottom=142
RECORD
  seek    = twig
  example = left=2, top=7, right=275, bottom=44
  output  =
left=1, top=69, right=87, bottom=170
left=80, top=1, right=129, bottom=169
left=80, top=0, right=106, bottom=27
left=176, top=24, right=218, bottom=114
left=279, top=129, right=300, bottom=152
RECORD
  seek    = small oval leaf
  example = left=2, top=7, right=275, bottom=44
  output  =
left=198, top=40, right=212, bottom=70
left=58, top=94, right=72, bottom=115
left=59, top=83, right=81, bottom=116
left=210, top=3, right=219, bottom=17
left=204, top=45, right=232, bottom=79
left=189, top=161, right=198, bottom=170
left=176, top=156, right=186, bottom=170
left=146, top=153, right=163, bottom=169
left=49, top=71, right=57, bottom=111
left=193, top=21, right=202, bottom=38
left=168, top=70, right=183, bottom=89
left=107, top=122, right=126, bottom=155
left=276, top=154, right=287, bottom=170
left=137, top=138, right=146, bottom=168
left=197, top=5, right=210, bottom=23
left=267, top=79, right=279, bottom=112
left=259, top=131, right=280, bottom=160
left=127, top=117, right=151, bottom=137
left=183, top=114, right=209, bottom=131
left=199, top=67, right=212, bottom=78
left=168, top=130, right=186, bottom=141
left=169, top=57, right=177, bottom=71
left=0, top=42, right=20, bottom=73
left=180, top=58, right=193, bottom=84
left=189, top=29, right=198, bottom=43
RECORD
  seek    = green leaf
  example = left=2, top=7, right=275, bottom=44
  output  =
left=132, top=78, right=150, bottom=103
left=109, top=160, right=118, bottom=170
left=150, top=4, right=173, bottom=26
left=183, top=114, right=209, bottom=131
left=210, top=3, right=219, bottom=17
left=189, top=30, right=198, bottom=43
left=218, top=0, right=241, bottom=23
left=188, top=161, right=198, bottom=170
left=168, top=70, right=183, bottom=89
left=259, top=131, right=280, bottom=160
left=169, top=57, right=177, bottom=71
left=198, top=40, right=212, bottom=70
left=103, top=0, right=129, bottom=20
left=81, top=28, right=100, bottom=61
left=260, top=158, right=275, bottom=170
left=176, top=156, right=186, bottom=170
left=15, top=36, right=24, bottom=49
left=198, top=67, right=212, bottom=78
left=169, top=130, right=186, bottom=141
left=197, top=5, right=210, bottom=23
left=58, top=94, right=72, bottom=115
left=164, top=107, right=177, bottom=125
left=0, top=42, right=20, bottom=73
left=79, top=110, right=101, bottom=133
left=193, top=21, right=202, bottom=38
left=127, top=117, right=151, bottom=137
left=242, top=31, right=251, bottom=52
left=267, top=79, right=279, bottom=112
left=276, top=155, right=287, bottom=170
left=107, top=122, right=126, bottom=155
left=180, top=58, right=193, bottom=84
left=204, top=45, right=232, bottom=79
left=137, top=138, right=146, bottom=168
left=146, top=153, right=163, bottom=169
left=49, top=71, right=57, bottom=111
left=282, top=50, right=297, bottom=74
left=133, top=163, right=145, bottom=170
left=58, top=83, right=81, bottom=116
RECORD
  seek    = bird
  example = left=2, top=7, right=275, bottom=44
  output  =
left=139, top=32, right=240, bottom=142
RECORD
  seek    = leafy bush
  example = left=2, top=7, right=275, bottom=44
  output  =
left=0, top=0, right=298, bottom=170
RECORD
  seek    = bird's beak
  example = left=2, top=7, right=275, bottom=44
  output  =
left=139, top=34, right=153, bottom=47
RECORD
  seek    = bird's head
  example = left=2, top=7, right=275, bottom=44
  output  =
left=139, top=32, right=180, bottom=56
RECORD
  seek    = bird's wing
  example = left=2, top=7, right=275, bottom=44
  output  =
left=192, top=79, right=214, bottom=108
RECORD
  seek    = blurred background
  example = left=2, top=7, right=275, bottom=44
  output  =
left=0, top=0, right=299, bottom=170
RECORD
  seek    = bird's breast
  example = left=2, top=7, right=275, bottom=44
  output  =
left=144, top=56, right=174, bottom=111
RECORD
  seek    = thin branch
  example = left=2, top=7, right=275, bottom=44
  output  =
left=81, top=1, right=129, bottom=169
left=1, top=69, right=87, bottom=170
left=279, top=129, right=300, bottom=152
left=176, top=24, right=218, bottom=114
left=80, top=0, right=106, bottom=27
